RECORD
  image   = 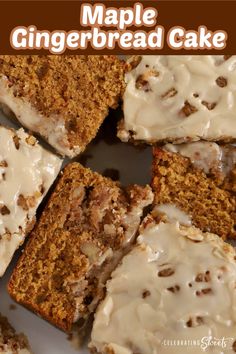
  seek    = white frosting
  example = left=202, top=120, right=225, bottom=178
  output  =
left=0, top=126, right=62, bottom=276
left=164, top=141, right=236, bottom=175
left=0, top=77, right=81, bottom=157
left=154, top=204, right=192, bottom=225
left=120, top=55, right=236, bottom=143
left=91, top=220, right=236, bottom=354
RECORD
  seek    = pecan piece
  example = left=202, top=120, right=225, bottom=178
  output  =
left=0, top=160, right=8, bottom=167
left=196, top=288, right=213, bottom=296
left=202, top=101, right=217, bottom=110
left=17, top=194, right=29, bottom=211
left=180, top=100, right=198, bottom=117
left=158, top=268, right=175, bottom=277
left=162, top=88, right=177, bottom=99
left=216, top=76, right=227, bottom=87
left=13, top=135, right=20, bottom=150
left=26, top=135, right=37, bottom=146
left=186, top=316, right=204, bottom=328
left=142, top=290, right=151, bottom=298
left=167, top=285, right=180, bottom=293
left=0, top=205, right=10, bottom=215
left=195, top=271, right=211, bottom=282
left=135, top=75, right=151, bottom=92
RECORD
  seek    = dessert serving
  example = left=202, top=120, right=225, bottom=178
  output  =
left=0, top=54, right=235, bottom=354
left=0, top=125, right=62, bottom=277
left=90, top=211, right=236, bottom=354
left=152, top=142, right=236, bottom=239
left=118, top=55, right=236, bottom=144
left=0, top=55, right=125, bottom=157
left=8, top=163, right=153, bottom=332
left=0, top=313, right=32, bottom=354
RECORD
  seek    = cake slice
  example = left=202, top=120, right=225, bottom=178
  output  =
left=0, top=55, right=125, bottom=157
left=0, top=125, right=62, bottom=276
left=0, top=313, right=32, bottom=353
left=118, top=55, right=236, bottom=144
left=8, top=163, right=153, bottom=333
left=90, top=211, right=236, bottom=354
left=152, top=142, right=236, bottom=239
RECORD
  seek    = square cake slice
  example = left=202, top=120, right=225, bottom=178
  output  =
left=0, top=313, right=32, bottom=353
left=0, top=125, right=62, bottom=276
left=8, top=163, right=153, bottom=332
left=152, top=142, right=236, bottom=239
left=118, top=55, right=236, bottom=144
left=0, top=55, right=125, bottom=157
left=90, top=211, right=236, bottom=354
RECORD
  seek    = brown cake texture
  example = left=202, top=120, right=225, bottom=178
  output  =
left=0, top=313, right=32, bottom=353
left=8, top=163, right=153, bottom=333
left=152, top=143, right=236, bottom=240
left=0, top=55, right=125, bottom=157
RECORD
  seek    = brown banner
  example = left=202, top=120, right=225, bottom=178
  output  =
left=0, top=0, right=235, bottom=54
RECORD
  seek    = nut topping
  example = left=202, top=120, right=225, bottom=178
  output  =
left=135, top=75, right=151, bottom=92
left=158, top=268, right=175, bottom=277
left=0, top=160, right=8, bottom=167
left=180, top=100, right=198, bottom=117
left=216, top=76, right=228, bottom=87
left=161, top=88, right=177, bottom=99
left=0, top=205, right=10, bottom=215
left=167, top=285, right=180, bottom=293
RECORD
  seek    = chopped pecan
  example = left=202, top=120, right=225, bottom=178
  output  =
left=135, top=75, right=151, bottom=92
left=162, top=88, right=177, bottom=99
left=180, top=100, right=198, bottom=117
left=39, top=184, right=45, bottom=195
left=13, top=135, right=20, bottom=150
left=216, top=76, right=227, bottom=87
left=142, top=290, right=151, bottom=298
left=0, top=160, right=8, bottom=167
left=196, top=288, right=213, bottom=296
left=0, top=205, right=10, bottom=215
left=186, top=316, right=204, bottom=328
left=167, top=285, right=180, bottom=293
left=26, top=135, right=37, bottom=146
left=195, top=271, right=211, bottom=282
left=17, top=194, right=36, bottom=211
left=146, top=69, right=159, bottom=78
left=158, top=268, right=175, bottom=277
left=202, top=101, right=217, bottom=110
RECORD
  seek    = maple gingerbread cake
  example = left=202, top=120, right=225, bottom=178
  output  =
left=151, top=142, right=236, bottom=240
left=0, top=124, right=61, bottom=277
left=90, top=210, right=236, bottom=354
left=0, top=313, right=32, bottom=353
left=118, top=55, right=236, bottom=144
left=0, top=55, right=125, bottom=157
left=8, top=162, right=153, bottom=333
